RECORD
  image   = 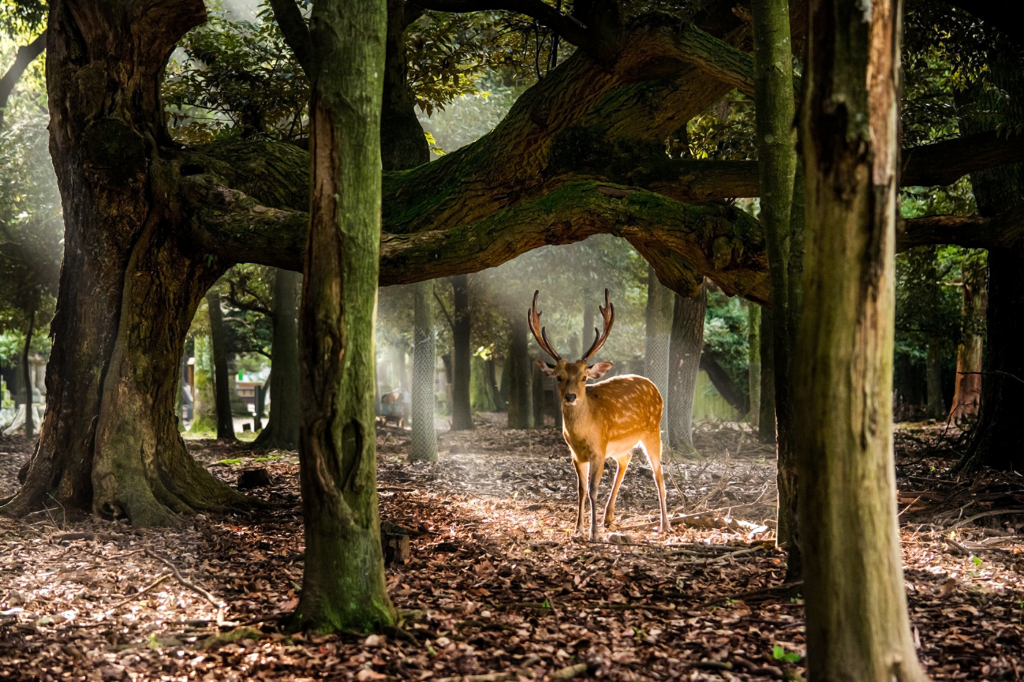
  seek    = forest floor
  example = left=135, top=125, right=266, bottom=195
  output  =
left=1, top=414, right=1023, bottom=681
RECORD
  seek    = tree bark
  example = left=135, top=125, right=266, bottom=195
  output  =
left=22, top=307, right=36, bottom=440
left=255, top=269, right=300, bottom=449
left=794, top=0, right=927, bottom=678
left=747, top=303, right=761, bottom=429
left=925, top=342, right=945, bottom=419
left=486, top=358, right=506, bottom=412
left=948, top=255, right=986, bottom=424
left=206, top=290, right=235, bottom=440
left=294, top=0, right=394, bottom=632
left=189, top=336, right=218, bottom=435
left=507, top=317, right=533, bottom=429
left=450, top=274, right=474, bottom=430
left=667, top=284, right=706, bottom=451
left=752, top=0, right=801, bottom=581
left=758, top=305, right=776, bottom=443
left=645, top=265, right=674, bottom=434
left=954, top=56, right=1024, bottom=473
left=2, top=0, right=249, bottom=527
left=410, top=279, right=438, bottom=462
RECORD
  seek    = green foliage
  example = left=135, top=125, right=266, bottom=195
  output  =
left=771, top=644, right=800, bottom=664
left=0, top=0, right=47, bottom=35
left=164, top=3, right=310, bottom=145
left=702, top=290, right=749, bottom=394
left=687, top=91, right=757, bottom=161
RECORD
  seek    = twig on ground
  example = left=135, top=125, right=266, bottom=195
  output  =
left=112, top=573, right=172, bottom=608
left=143, top=548, right=224, bottom=607
left=949, top=508, right=1024, bottom=530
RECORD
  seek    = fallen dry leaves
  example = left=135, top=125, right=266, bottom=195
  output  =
left=0, top=416, right=1022, bottom=681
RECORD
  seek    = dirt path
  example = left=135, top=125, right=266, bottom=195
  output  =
left=1, top=418, right=1022, bottom=681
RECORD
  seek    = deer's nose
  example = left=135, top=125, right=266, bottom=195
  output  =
left=564, top=393, right=577, bottom=403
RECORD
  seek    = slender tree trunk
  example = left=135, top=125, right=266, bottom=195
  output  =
left=752, top=0, right=801, bottom=580
left=668, top=284, right=706, bottom=451
left=189, top=336, right=218, bottom=435
left=954, top=58, right=1024, bottom=473
left=758, top=306, right=776, bottom=442
left=255, top=269, right=300, bottom=449
left=948, top=255, right=986, bottom=424
left=206, top=290, right=235, bottom=440
left=531, top=360, right=546, bottom=428
left=450, top=274, right=474, bottom=430
left=925, top=343, right=945, bottom=419
left=410, top=279, right=438, bottom=462
left=645, top=265, right=674, bottom=433
left=747, top=304, right=761, bottom=428
left=795, top=0, right=927, bottom=678
left=486, top=358, right=506, bottom=412
left=22, top=308, right=36, bottom=440
left=295, top=0, right=394, bottom=632
left=507, top=317, right=532, bottom=428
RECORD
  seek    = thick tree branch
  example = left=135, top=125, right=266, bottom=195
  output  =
left=0, top=30, right=47, bottom=124
left=408, top=0, right=597, bottom=57
left=899, top=204, right=1024, bottom=251
left=901, top=130, right=1024, bottom=186
left=268, top=0, right=313, bottom=77
left=675, top=23, right=755, bottom=96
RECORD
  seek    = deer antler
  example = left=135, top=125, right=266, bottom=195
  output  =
left=581, top=289, right=614, bottom=362
left=528, top=291, right=563, bottom=361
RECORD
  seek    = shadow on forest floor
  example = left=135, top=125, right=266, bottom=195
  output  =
left=1, top=416, right=1023, bottom=681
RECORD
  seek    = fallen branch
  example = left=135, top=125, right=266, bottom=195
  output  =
left=144, top=548, right=224, bottom=607
left=948, top=507, right=1024, bottom=530
left=112, top=573, right=172, bottom=609
left=707, top=581, right=803, bottom=605
left=550, top=663, right=590, bottom=679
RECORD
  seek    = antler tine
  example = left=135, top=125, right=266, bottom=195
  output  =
left=528, top=290, right=562, bottom=361
left=581, top=288, right=615, bottom=361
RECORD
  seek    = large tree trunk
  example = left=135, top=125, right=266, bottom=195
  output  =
left=255, top=269, right=300, bottom=449
left=507, top=317, right=533, bottom=429
left=486, top=358, right=506, bottom=412
left=1, top=0, right=248, bottom=526
left=954, top=58, right=1024, bottom=473
left=645, top=265, right=674, bottom=433
left=747, top=303, right=761, bottom=428
left=948, top=254, right=986, bottom=424
left=206, top=290, right=235, bottom=440
left=295, top=0, right=394, bottom=631
left=751, top=0, right=801, bottom=580
left=925, top=342, right=945, bottom=419
left=667, top=284, right=706, bottom=451
left=794, top=0, right=926, bottom=678
left=449, top=274, right=474, bottom=430
left=22, top=307, right=35, bottom=440
left=410, top=279, right=438, bottom=462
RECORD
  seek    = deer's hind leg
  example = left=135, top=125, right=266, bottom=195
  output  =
left=641, top=431, right=670, bottom=533
left=603, top=449, right=632, bottom=528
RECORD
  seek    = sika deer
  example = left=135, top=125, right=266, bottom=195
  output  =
left=530, top=290, right=670, bottom=540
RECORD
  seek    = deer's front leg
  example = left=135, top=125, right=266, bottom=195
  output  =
left=587, top=456, right=606, bottom=541
left=571, top=457, right=587, bottom=534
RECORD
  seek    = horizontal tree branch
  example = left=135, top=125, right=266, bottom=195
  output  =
left=408, top=0, right=595, bottom=55
left=899, top=204, right=1024, bottom=251
left=901, top=130, right=1024, bottom=187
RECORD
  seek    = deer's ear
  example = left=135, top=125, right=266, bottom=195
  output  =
left=534, top=358, right=557, bottom=376
left=587, top=362, right=613, bottom=379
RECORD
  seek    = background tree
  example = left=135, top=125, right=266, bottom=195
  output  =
left=667, top=285, right=706, bottom=451
left=449, top=274, right=474, bottom=430
left=410, top=279, right=438, bottom=461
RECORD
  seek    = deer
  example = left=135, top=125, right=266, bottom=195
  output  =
left=529, top=289, right=670, bottom=541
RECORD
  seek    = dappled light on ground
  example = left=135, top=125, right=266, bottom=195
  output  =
left=1, top=420, right=1022, bottom=681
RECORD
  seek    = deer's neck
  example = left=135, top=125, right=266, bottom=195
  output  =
left=562, top=394, right=595, bottom=430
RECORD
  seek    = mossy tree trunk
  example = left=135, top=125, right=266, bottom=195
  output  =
left=751, top=0, right=801, bottom=580
left=189, top=336, right=218, bottom=435
left=206, top=290, right=235, bottom=440
left=450, top=274, right=474, bottom=431
left=747, top=303, right=761, bottom=429
left=667, top=284, right=706, bottom=451
left=294, top=0, right=395, bottom=632
left=410, top=279, right=438, bottom=462
left=1, top=0, right=249, bottom=527
left=794, top=0, right=927, bottom=678
left=255, top=269, right=300, bottom=449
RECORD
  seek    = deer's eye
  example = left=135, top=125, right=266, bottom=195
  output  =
left=557, top=377, right=563, bottom=383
